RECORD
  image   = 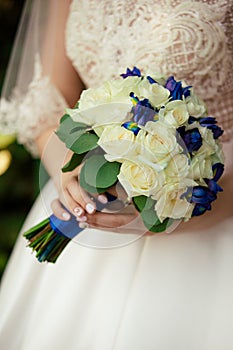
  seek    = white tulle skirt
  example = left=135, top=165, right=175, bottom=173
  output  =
left=1, top=179, right=233, bottom=350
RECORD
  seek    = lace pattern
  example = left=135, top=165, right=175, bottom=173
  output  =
left=1, top=1, right=232, bottom=157
left=0, top=57, right=68, bottom=156
left=66, top=0, right=233, bottom=142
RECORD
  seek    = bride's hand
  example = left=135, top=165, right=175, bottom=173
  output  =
left=83, top=204, right=150, bottom=235
left=52, top=195, right=149, bottom=236
left=51, top=164, right=107, bottom=221
left=51, top=168, right=149, bottom=235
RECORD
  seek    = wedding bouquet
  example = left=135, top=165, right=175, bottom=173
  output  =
left=24, top=67, right=224, bottom=263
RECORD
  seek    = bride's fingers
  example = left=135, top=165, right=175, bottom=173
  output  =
left=67, top=178, right=96, bottom=215
left=57, top=185, right=85, bottom=218
left=85, top=211, right=138, bottom=229
left=86, top=212, right=148, bottom=235
left=51, top=199, right=71, bottom=221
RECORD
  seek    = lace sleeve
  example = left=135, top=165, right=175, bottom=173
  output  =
left=0, top=0, right=77, bottom=157
left=0, top=56, right=68, bottom=156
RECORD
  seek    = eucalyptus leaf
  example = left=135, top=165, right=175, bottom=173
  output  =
left=60, top=113, right=70, bottom=123
left=140, top=208, right=173, bottom=233
left=140, top=208, right=159, bottom=228
left=96, top=161, right=120, bottom=188
left=151, top=218, right=174, bottom=233
left=70, top=123, right=88, bottom=134
left=62, top=153, right=86, bottom=173
left=133, top=195, right=155, bottom=212
left=56, top=115, right=87, bottom=143
left=83, top=155, right=120, bottom=189
left=70, top=133, right=99, bottom=154
left=79, top=162, right=106, bottom=194
left=65, top=129, right=88, bottom=149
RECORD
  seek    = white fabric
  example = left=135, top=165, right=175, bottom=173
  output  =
left=1, top=180, right=233, bottom=350
left=1, top=1, right=233, bottom=349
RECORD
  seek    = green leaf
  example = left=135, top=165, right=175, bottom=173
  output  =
left=151, top=218, right=174, bottom=233
left=60, top=113, right=70, bottom=123
left=140, top=208, right=159, bottom=227
left=56, top=115, right=87, bottom=143
left=140, top=208, right=174, bottom=233
left=69, top=133, right=99, bottom=154
left=62, top=153, right=86, bottom=173
left=133, top=195, right=155, bottom=212
left=82, top=155, right=120, bottom=189
left=79, top=162, right=106, bottom=194
left=74, top=101, right=80, bottom=109
left=65, top=129, right=88, bottom=149
left=96, top=161, right=120, bottom=188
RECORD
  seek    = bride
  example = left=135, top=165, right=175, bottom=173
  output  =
left=0, top=0, right=233, bottom=349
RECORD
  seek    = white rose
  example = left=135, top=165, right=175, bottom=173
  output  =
left=136, top=121, right=180, bottom=166
left=106, top=76, right=141, bottom=102
left=66, top=76, right=142, bottom=126
left=185, top=93, right=206, bottom=118
left=211, top=141, right=225, bottom=165
left=98, top=124, right=139, bottom=161
left=165, top=153, right=190, bottom=181
left=138, top=78, right=170, bottom=108
left=78, top=76, right=141, bottom=110
left=160, top=100, right=189, bottom=127
left=67, top=102, right=132, bottom=127
left=196, top=125, right=218, bottom=157
left=190, top=154, right=213, bottom=182
left=118, top=160, right=164, bottom=198
left=154, top=182, right=195, bottom=222
left=144, top=70, right=167, bottom=86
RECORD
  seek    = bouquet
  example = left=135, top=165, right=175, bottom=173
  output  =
left=24, top=67, right=224, bottom=263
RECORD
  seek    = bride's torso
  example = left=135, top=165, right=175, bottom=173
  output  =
left=66, top=0, right=233, bottom=231
left=66, top=0, right=233, bottom=140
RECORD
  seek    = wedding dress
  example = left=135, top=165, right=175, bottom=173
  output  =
left=0, top=1, right=233, bottom=349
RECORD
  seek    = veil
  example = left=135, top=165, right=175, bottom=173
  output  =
left=0, top=0, right=71, bottom=156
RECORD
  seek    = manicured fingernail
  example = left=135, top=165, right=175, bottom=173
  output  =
left=86, top=203, right=95, bottom=214
left=62, top=212, right=70, bottom=220
left=79, top=222, right=89, bottom=229
left=74, top=207, right=83, bottom=216
left=76, top=215, right=87, bottom=222
left=97, top=194, right=108, bottom=204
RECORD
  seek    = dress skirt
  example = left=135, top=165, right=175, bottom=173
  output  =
left=1, top=180, right=233, bottom=350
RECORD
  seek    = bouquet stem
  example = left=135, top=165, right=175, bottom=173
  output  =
left=23, top=214, right=82, bottom=263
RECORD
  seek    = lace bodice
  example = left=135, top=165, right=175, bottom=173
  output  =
left=0, top=0, right=233, bottom=160
left=66, top=0, right=233, bottom=143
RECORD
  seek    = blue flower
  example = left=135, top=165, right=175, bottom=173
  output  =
left=147, top=76, right=157, bottom=84
left=177, top=126, right=202, bottom=153
left=192, top=203, right=212, bottom=216
left=165, top=76, right=191, bottom=100
left=130, top=92, right=156, bottom=126
left=212, top=163, right=224, bottom=182
left=181, top=185, right=216, bottom=217
left=188, top=116, right=224, bottom=139
left=122, top=121, right=140, bottom=135
left=190, top=186, right=217, bottom=217
left=182, top=162, right=224, bottom=217
left=203, top=163, right=224, bottom=196
left=190, top=186, right=217, bottom=205
left=121, top=67, right=142, bottom=79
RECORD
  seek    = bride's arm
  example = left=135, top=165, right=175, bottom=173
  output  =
left=34, top=1, right=148, bottom=234
left=35, top=1, right=99, bottom=219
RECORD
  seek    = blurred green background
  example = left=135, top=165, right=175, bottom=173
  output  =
left=0, top=0, right=40, bottom=280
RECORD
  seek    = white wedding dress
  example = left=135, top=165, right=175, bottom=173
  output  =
left=1, top=1, right=233, bottom=349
